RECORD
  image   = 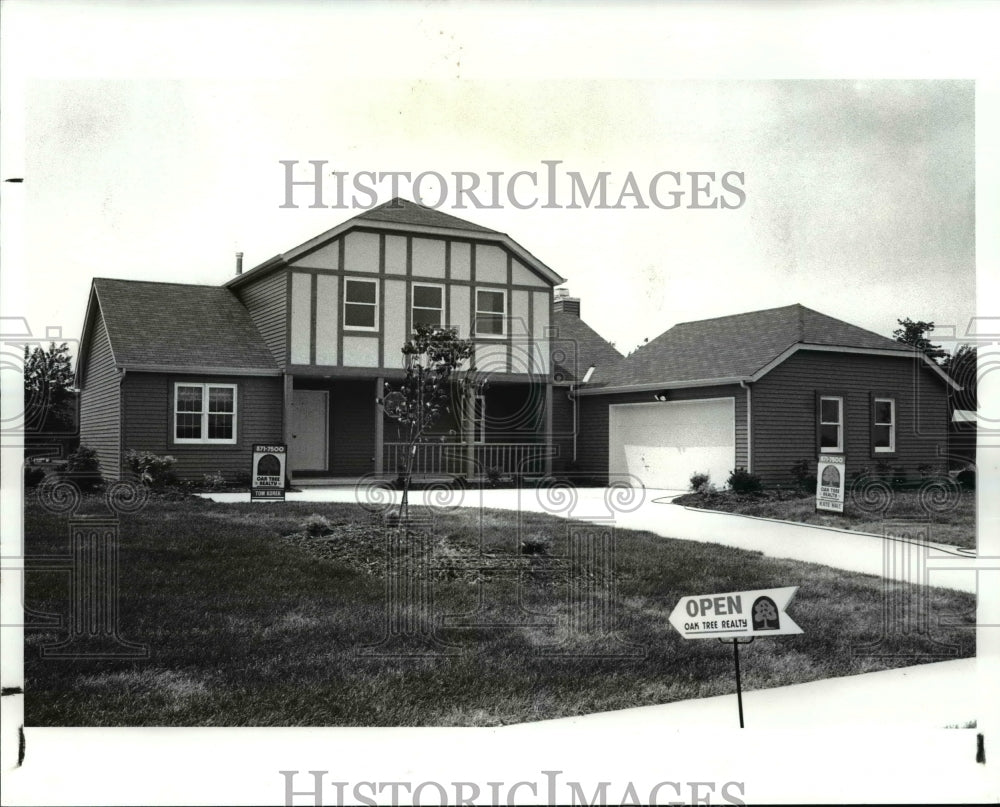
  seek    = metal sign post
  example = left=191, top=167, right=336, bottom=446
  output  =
left=721, top=637, right=754, bottom=727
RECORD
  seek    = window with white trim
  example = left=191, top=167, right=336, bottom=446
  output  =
left=174, top=383, right=237, bottom=444
left=475, top=288, right=506, bottom=337
left=474, top=394, right=486, bottom=443
left=412, top=284, right=443, bottom=329
left=873, top=397, right=896, bottom=453
left=819, top=396, right=843, bottom=452
left=344, top=278, right=378, bottom=330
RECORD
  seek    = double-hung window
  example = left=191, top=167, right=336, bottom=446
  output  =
left=819, top=395, right=843, bottom=453
left=873, top=397, right=896, bottom=453
left=344, top=278, right=378, bottom=330
left=174, top=383, right=237, bottom=444
left=475, top=288, right=506, bottom=337
left=412, top=284, right=443, bottom=329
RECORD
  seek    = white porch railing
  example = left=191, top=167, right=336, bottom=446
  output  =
left=383, top=442, right=548, bottom=477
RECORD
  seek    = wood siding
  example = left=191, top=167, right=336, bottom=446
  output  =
left=234, top=270, right=287, bottom=367
left=123, top=373, right=283, bottom=481
left=78, top=312, right=121, bottom=480
left=576, top=384, right=748, bottom=484
left=550, top=385, right=575, bottom=472
left=750, top=350, right=950, bottom=484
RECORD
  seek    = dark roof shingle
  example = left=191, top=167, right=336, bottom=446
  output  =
left=598, top=303, right=910, bottom=387
left=551, top=311, right=626, bottom=384
left=356, top=197, right=500, bottom=234
left=92, top=278, right=278, bottom=372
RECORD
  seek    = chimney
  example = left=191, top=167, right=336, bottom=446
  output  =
left=235, top=251, right=244, bottom=275
left=553, top=287, right=580, bottom=317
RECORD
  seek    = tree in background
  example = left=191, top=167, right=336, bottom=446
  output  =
left=23, top=342, right=76, bottom=437
left=892, top=318, right=948, bottom=365
left=942, top=343, right=977, bottom=411
left=379, top=323, right=475, bottom=522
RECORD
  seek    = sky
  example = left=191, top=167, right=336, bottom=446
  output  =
left=15, top=77, right=977, bottom=359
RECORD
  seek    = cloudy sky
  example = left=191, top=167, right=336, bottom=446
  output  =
left=16, top=77, right=977, bottom=358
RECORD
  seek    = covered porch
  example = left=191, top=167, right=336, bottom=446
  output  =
left=283, top=372, right=554, bottom=481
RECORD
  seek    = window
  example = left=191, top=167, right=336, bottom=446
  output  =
left=174, top=383, right=237, bottom=444
left=344, top=278, right=378, bottom=330
left=819, top=395, right=843, bottom=452
left=475, top=288, right=506, bottom=336
left=474, top=394, right=486, bottom=443
left=873, top=397, right=896, bottom=453
left=412, top=284, right=443, bottom=329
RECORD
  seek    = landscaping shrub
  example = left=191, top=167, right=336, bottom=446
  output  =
left=520, top=533, right=551, bottom=556
left=301, top=514, right=333, bottom=537
left=891, top=465, right=908, bottom=489
left=689, top=472, right=711, bottom=493
left=24, top=465, right=46, bottom=488
left=727, top=467, right=763, bottom=494
left=201, top=471, right=227, bottom=491
left=64, top=445, right=102, bottom=491
left=486, top=467, right=503, bottom=488
left=789, top=459, right=816, bottom=493
left=125, top=450, right=177, bottom=487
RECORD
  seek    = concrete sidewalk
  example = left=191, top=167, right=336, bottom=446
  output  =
left=204, top=486, right=978, bottom=593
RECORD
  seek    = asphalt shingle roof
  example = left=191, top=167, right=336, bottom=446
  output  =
left=551, top=311, right=627, bottom=384
left=92, top=278, right=278, bottom=372
left=356, top=197, right=501, bottom=234
left=597, top=303, right=911, bottom=388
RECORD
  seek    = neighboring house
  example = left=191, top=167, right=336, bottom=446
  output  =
left=564, top=303, right=961, bottom=489
left=76, top=199, right=565, bottom=482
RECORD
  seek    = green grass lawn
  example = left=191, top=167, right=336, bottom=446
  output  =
left=23, top=493, right=975, bottom=727
left=673, top=488, right=977, bottom=550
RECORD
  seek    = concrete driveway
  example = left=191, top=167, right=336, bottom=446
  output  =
left=205, top=485, right=977, bottom=594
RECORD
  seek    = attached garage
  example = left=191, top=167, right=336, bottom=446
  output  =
left=608, top=397, right=735, bottom=490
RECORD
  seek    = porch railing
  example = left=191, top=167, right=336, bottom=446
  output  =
left=383, top=442, right=548, bottom=477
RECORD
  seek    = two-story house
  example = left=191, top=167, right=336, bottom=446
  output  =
left=75, top=199, right=565, bottom=482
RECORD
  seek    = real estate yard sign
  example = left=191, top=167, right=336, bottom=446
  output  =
left=815, top=454, right=846, bottom=512
left=251, top=444, right=286, bottom=502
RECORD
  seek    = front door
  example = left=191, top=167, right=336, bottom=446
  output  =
left=290, top=389, right=329, bottom=472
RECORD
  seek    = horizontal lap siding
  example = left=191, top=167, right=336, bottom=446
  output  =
left=79, top=314, right=121, bottom=480
left=577, top=384, right=747, bottom=484
left=123, top=373, right=283, bottom=481
left=235, top=271, right=287, bottom=367
left=551, top=386, right=575, bottom=471
left=750, top=351, right=950, bottom=484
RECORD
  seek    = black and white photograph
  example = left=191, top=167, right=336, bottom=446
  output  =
left=2, top=2, right=998, bottom=805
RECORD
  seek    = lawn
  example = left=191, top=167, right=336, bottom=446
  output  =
left=23, top=492, right=975, bottom=727
left=673, top=488, right=977, bottom=550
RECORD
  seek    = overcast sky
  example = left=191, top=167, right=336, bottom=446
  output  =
left=19, top=77, right=975, bottom=358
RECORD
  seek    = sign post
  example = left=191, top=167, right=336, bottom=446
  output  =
left=668, top=586, right=802, bottom=727
left=251, top=444, right=287, bottom=502
left=815, top=454, right=846, bottom=512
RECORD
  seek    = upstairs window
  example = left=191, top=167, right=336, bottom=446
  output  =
left=873, top=397, right=896, bottom=453
left=412, top=284, right=443, bottom=329
left=344, top=278, right=378, bottom=330
left=819, top=395, right=843, bottom=453
left=175, top=383, right=237, bottom=444
left=475, top=288, right=506, bottom=337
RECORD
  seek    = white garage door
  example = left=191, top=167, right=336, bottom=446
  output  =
left=609, top=398, right=735, bottom=491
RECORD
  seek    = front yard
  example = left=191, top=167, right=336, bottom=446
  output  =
left=673, top=487, right=977, bottom=550
left=23, top=493, right=975, bottom=726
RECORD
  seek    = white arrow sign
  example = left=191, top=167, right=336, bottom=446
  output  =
left=669, top=586, right=803, bottom=640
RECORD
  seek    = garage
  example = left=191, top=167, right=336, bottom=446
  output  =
left=608, top=397, right=735, bottom=490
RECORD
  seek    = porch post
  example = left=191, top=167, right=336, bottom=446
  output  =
left=374, top=376, right=384, bottom=474
left=282, top=373, right=294, bottom=486
left=464, top=380, right=475, bottom=479
left=544, top=381, right=553, bottom=476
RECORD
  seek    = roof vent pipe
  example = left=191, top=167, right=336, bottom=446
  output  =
left=235, top=252, right=244, bottom=275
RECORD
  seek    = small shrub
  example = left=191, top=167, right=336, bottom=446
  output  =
left=301, top=514, right=333, bottom=537
left=520, top=533, right=551, bottom=556
left=201, top=471, right=227, bottom=491
left=727, top=467, right=763, bottom=495
left=24, top=466, right=46, bottom=488
left=917, top=463, right=935, bottom=479
left=891, top=465, right=908, bottom=489
left=689, top=472, right=711, bottom=493
left=126, top=450, right=177, bottom=487
left=874, top=460, right=893, bottom=481
left=486, top=467, right=503, bottom=488
left=789, top=459, right=817, bottom=493
left=956, top=468, right=976, bottom=490
left=64, top=444, right=102, bottom=491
